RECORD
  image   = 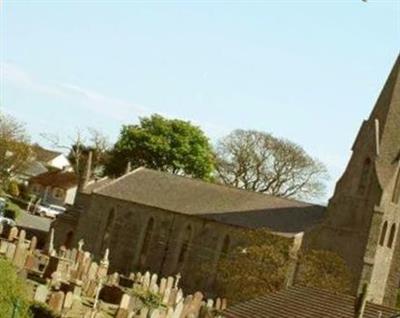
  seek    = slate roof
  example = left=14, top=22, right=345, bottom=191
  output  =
left=30, top=170, right=78, bottom=189
left=32, top=145, right=63, bottom=163
left=223, top=286, right=400, bottom=318
left=19, top=161, right=49, bottom=178
left=94, top=168, right=325, bottom=233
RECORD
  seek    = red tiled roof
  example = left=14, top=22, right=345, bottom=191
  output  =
left=30, top=170, right=78, bottom=189
left=223, top=286, right=399, bottom=318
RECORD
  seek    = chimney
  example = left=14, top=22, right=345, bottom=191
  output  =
left=80, top=151, right=92, bottom=191
left=354, top=283, right=369, bottom=318
left=125, top=161, right=132, bottom=174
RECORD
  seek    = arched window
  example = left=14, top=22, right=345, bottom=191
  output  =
left=221, top=235, right=230, bottom=256
left=388, top=223, right=396, bottom=248
left=139, top=218, right=154, bottom=268
left=392, top=170, right=400, bottom=204
left=379, top=221, right=388, bottom=246
left=101, top=208, right=115, bottom=252
left=64, top=231, right=74, bottom=249
left=177, top=225, right=192, bottom=270
left=358, top=158, right=371, bottom=194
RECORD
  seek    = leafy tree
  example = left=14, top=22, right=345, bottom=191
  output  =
left=0, top=112, right=31, bottom=186
left=106, top=114, right=215, bottom=180
left=8, top=180, right=20, bottom=197
left=0, top=259, right=31, bottom=318
left=215, top=129, right=328, bottom=199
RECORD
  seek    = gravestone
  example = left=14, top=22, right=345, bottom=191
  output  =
left=34, top=285, right=49, bottom=303
left=8, top=226, right=18, bottom=241
left=63, top=291, right=74, bottom=309
left=0, top=240, right=9, bottom=254
left=29, top=236, right=37, bottom=252
left=13, top=230, right=28, bottom=269
left=87, top=261, right=98, bottom=281
left=5, top=242, right=16, bottom=260
left=25, top=254, right=39, bottom=271
left=48, top=291, right=65, bottom=313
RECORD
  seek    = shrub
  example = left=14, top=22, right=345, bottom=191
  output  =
left=4, top=208, right=17, bottom=220
left=0, top=259, right=31, bottom=318
left=8, top=181, right=20, bottom=197
left=30, top=302, right=60, bottom=318
left=4, top=201, right=21, bottom=220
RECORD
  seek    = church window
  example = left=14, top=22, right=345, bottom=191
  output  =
left=379, top=221, right=388, bottom=246
left=221, top=235, right=231, bottom=256
left=64, top=231, right=74, bottom=249
left=358, top=158, right=371, bottom=195
left=388, top=223, right=396, bottom=248
left=392, top=170, right=400, bottom=204
left=177, top=225, right=192, bottom=270
left=139, top=217, right=154, bottom=268
left=101, top=208, right=115, bottom=252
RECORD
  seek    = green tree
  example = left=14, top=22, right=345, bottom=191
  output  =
left=0, top=259, right=31, bottom=318
left=106, top=114, right=215, bottom=180
left=215, top=130, right=328, bottom=200
left=0, top=112, right=31, bottom=187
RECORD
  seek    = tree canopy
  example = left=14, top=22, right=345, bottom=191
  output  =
left=105, top=114, right=215, bottom=180
left=0, top=112, right=31, bottom=187
left=215, top=129, right=328, bottom=199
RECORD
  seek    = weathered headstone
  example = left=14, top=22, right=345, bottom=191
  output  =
left=13, top=230, right=27, bottom=269
left=48, top=291, right=65, bottom=313
left=5, top=242, right=16, bottom=260
left=87, top=261, right=98, bottom=281
left=34, top=285, right=49, bottom=303
left=29, top=236, right=37, bottom=252
left=115, top=294, right=131, bottom=318
left=8, top=226, right=18, bottom=241
left=63, top=291, right=74, bottom=309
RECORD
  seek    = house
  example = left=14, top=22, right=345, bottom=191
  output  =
left=17, top=145, right=72, bottom=183
left=29, top=170, right=78, bottom=206
left=31, top=145, right=71, bottom=170
left=223, top=286, right=399, bottom=318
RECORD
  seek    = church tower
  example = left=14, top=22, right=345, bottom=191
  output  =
left=305, top=55, right=400, bottom=306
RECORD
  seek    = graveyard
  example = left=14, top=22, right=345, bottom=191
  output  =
left=0, top=224, right=225, bottom=318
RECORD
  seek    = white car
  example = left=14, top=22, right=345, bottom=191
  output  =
left=36, top=204, right=66, bottom=218
left=0, top=216, right=16, bottom=227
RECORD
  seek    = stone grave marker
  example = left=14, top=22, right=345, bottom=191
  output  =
left=34, top=285, right=49, bottom=303
left=63, top=291, right=74, bottom=309
left=5, top=242, right=16, bottom=260
left=48, top=291, right=65, bottom=313
left=29, top=236, right=37, bottom=252
left=8, top=226, right=18, bottom=241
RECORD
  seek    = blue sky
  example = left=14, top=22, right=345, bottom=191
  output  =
left=1, top=0, right=399, bottom=202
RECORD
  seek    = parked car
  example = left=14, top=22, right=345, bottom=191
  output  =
left=36, top=204, right=66, bottom=218
left=0, top=216, right=16, bottom=227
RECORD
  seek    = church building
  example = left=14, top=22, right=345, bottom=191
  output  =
left=303, top=55, right=400, bottom=306
left=52, top=167, right=324, bottom=293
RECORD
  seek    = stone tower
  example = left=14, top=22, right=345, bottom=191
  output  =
left=304, top=55, right=400, bottom=306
